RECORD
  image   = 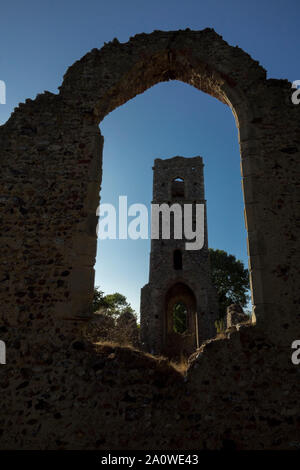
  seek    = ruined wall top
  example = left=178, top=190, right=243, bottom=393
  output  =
left=57, top=28, right=268, bottom=122
left=153, top=156, right=203, bottom=169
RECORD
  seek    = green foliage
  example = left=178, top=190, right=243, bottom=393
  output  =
left=92, top=287, right=109, bottom=313
left=104, top=292, right=135, bottom=318
left=93, top=287, right=136, bottom=319
left=215, top=318, right=226, bottom=334
left=209, top=248, right=250, bottom=318
left=173, top=302, right=187, bottom=334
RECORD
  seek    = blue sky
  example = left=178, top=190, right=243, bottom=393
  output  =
left=0, top=0, right=298, bottom=315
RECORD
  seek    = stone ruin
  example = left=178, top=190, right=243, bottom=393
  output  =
left=141, top=156, right=218, bottom=358
left=84, top=310, right=139, bottom=347
left=226, top=303, right=249, bottom=329
left=0, top=28, right=298, bottom=347
left=0, top=29, right=299, bottom=449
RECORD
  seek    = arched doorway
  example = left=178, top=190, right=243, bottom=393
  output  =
left=164, top=282, right=197, bottom=358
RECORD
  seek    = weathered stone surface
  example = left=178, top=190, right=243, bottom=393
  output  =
left=116, top=311, right=140, bottom=347
left=0, top=326, right=300, bottom=450
left=84, top=309, right=140, bottom=347
left=0, top=28, right=299, bottom=449
left=226, top=304, right=249, bottom=329
left=84, top=310, right=115, bottom=343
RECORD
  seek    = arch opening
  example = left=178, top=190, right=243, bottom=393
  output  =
left=171, top=177, right=185, bottom=199
left=93, top=77, right=252, bottom=332
left=173, top=301, right=188, bottom=334
left=163, top=282, right=197, bottom=357
left=59, top=30, right=268, bottom=328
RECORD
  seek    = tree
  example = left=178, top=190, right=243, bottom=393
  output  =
left=93, top=287, right=136, bottom=319
left=209, top=248, right=250, bottom=318
left=103, top=292, right=135, bottom=319
left=92, top=287, right=109, bottom=312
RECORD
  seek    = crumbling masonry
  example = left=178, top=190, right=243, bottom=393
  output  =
left=0, top=29, right=299, bottom=449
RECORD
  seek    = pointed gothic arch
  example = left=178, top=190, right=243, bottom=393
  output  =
left=0, top=28, right=298, bottom=346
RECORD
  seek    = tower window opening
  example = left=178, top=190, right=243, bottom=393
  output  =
left=173, top=301, right=188, bottom=334
left=171, top=177, right=184, bottom=198
left=173, top=249, right=182, bottom=270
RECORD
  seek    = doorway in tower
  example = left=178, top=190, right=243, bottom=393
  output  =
left=164, top=283, right=197, bottom=359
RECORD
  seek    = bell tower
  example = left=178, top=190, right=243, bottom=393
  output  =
left=140, top=156, right=218, bottom=358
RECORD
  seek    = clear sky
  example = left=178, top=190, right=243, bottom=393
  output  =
left=0, top=0, right=298, bottom=315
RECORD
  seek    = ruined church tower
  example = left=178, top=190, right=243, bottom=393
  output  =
left=140, top=156, right=218, bottom=358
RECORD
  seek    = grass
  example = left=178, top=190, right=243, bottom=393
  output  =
left=93, top=339, right=189, bottom=376
left=170, top=356, right=189, bottom=375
